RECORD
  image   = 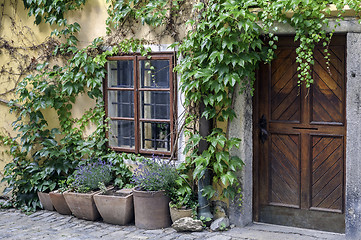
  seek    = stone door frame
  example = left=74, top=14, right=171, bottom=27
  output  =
left=228, top=21, right=361, bottom=239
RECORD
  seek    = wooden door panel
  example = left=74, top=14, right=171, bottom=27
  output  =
left=271, top=48, right=300, bottom=122
left=256, top=35, right=346, bottom=232
left=269, top=133, right=300, bottom=207
left=311, top=135, right=344, bottom=212
left=311, top=46, right=345, bottom=124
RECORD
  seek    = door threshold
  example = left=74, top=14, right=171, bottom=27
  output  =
left=249, top=221, right=345, bottom=237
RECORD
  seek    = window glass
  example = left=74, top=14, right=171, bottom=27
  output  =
left=140, top=91, right=170, bottom=119
left=108, top=60, right=134, bottom=88
left=140, top=60, right=170, bottom=88
left=108, top=120, right=135, bottom=149
left=108, top=90, right=134, bottom=118
left=140, top=122, right=170, bottom=151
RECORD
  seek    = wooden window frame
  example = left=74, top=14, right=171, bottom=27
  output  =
left=104, top=53, right=176, bottom=156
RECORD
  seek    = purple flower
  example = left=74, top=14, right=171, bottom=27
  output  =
left=132, top=156, right=177, bottom=193
left=73, top=159, right=113, bottom=192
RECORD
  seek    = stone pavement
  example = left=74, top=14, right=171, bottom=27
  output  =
left=0, top=209, right=345, bottom=240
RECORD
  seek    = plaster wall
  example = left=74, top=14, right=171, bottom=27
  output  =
left=0, top=0, right=110, bottom=192
left=0, top=1, right=51, bottom=193
left=0, top=1, right=185, bottom=193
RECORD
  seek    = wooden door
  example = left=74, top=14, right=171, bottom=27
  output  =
left=254, top=36, right=346, bottom=233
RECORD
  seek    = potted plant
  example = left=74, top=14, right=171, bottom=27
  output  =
left=131, top=156, right=178, bottom=229
left=63, top=159, right=112, bottom=221
left=37, top=191, right=55, bottom=211
left=34, top=157, right=76, bottom=211
left=94, top=184, right=134, bottom=225
left=34, top=166, right=58, bottom=211
left=49, top=179, right=72, bottom=215
left=93, top=153, right=135, bottom=225
left=169, top=164, right=198, bottom=222
left=169, top=187, right=197, bottom=223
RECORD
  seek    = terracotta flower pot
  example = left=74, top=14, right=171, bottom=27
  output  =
left=49, top=190, right=72, bottom=215
left=133, top=189, right=171, bottom=229
left=37, top=192, right=54, bottom=211
left=63, top=190, right=100, bottom=221
left=169, top=203, right=193, bottom=223
left=93, top=188, right=134, bottom=225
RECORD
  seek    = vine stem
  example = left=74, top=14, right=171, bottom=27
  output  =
left=0, top=98, right=22, bottom=108
left=224, top=82, right=239, bottom=151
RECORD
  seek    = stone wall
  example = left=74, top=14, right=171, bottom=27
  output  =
left=229, top=84, right=253, bottom=227
left=346, top=32, right=361, bottom=239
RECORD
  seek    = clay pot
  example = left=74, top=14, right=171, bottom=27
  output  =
left=93, top=188, right=134, bottom=225
left=133, top=189, right=171, bottom=229
left=169, top=203, right=193, bottom=223
left=63, top=190, right=100, bottom=221
left=49, top=190, right=72, bottom=215
left=37, top=192, right=54, bottom=211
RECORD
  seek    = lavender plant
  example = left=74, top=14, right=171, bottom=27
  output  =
left=72, top=160, right=113, bottom=193
left=132, top=156, right=178, bottom=196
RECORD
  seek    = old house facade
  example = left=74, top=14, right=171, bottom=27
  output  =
left=1, top=1, right=361, bottom=238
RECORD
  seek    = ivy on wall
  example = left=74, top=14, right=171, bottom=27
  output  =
left=1, top=0, right=360, bottom=210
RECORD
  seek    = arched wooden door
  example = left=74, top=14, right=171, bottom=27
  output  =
left=254, top=35, right=346, bottom=233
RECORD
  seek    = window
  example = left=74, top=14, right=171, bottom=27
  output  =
left=104, top=54, right=176, bottom=155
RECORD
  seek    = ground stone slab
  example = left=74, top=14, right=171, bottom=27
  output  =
left=172, top=217, right=203, bottom=232
left=0, top=209, right=346, bottom=239
left=210, top=217, right=230, bottom=231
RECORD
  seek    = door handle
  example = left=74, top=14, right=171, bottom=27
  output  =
left=259, top=114, right=268, bottom=143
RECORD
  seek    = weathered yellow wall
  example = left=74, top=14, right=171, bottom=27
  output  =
left=0, top=1, right=112, bottom=193
left=0, top=1, right=52, bottom=194
left=0, top=0, right=184, bottom=194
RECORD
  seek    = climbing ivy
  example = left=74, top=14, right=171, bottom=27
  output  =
left=175, top=0, right=361, bottom=200
left=175, top=0, right=269, bottom=200
left=2, top=0, right=361, bottom=209
left=2, top=34, right=149, bottom=210
left=23, top=0, right=87, bottom=25
left=106, top=0, right=182, bottom=30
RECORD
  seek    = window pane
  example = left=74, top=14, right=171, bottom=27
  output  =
left=140, top=91, right=170, bottom=119
left=109, top=120, right=135, bottom=149
left=108, top=60, right=134, bottom=88
left=140, top=60, right=170, bottom=88
left=108, top=90, right=134, bottom=118
left=141, top=122, right=170, bottom=152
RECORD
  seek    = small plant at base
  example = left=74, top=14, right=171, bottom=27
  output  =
left=0, top=199, right=12, bottom=209
left=219, top=222, right=227, bottom=231
left=98, top=182, right=108, bottom=194
left=72, top=159, right=113, bottom=193
left=199, top=216, right=212, bottom=227
left=106, top=152, right=133, bottom=189
left=169, top=167, right=198, bottom=211
left=57, top=180, right=68, bottom=193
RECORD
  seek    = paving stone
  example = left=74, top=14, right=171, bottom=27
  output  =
left=158, top=232, right=182, bottom=240
left=104, top=230, right=129, bottom=237
left=28, top=211, right=45, bottom=218
left=190, top=231, right=208, bottom=236
left=0, top=209, right=346, bottom=240
left=122, top=225, right=138, bottom=232
left=143, top=229, right=165, bottom=234
left=124, top=233, right=149, bottom=239
left=175, top=234, right=196, bottom=240
left=206, top=234, right=232, bottom=240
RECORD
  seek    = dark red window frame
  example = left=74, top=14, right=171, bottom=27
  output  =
left=103, top=53, right=176, bottom=156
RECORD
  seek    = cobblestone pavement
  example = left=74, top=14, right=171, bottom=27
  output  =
left=0, top=209, right=345, bottom=240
